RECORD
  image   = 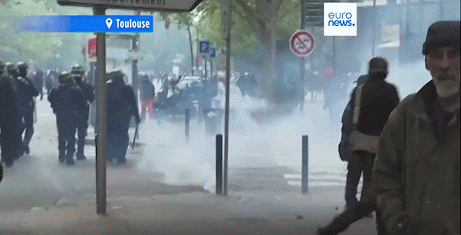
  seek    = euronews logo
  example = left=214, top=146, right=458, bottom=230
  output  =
left=324, top=3, right=357, bottom=36
left=327, top=12, right=355, bottom=27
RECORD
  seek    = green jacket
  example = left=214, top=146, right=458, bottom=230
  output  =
left=372, top=81, right=460, bottom=235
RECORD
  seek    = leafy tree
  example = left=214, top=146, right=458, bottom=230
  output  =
left=0, top=0, right=96, bottom=69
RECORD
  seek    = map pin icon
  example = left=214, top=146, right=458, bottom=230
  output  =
left=105, top=18, right=113, bottom=29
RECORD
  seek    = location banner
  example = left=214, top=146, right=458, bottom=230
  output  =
left=18, top=15, right=154, bottom=33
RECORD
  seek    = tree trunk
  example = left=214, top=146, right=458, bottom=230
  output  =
left=258, top=24, right=277, bottom=103
left=187, top=25, right=195, bottom=76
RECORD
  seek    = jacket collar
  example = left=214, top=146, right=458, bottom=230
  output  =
left=415, top=80, right=455, bottom=144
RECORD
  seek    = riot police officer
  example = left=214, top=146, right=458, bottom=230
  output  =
left=6, top=63, right=38, bottom=158
left=48, top=71, right=86, bottom=165
left=0, top=61, right=21, bottom=167
left=106, top=71, right=140, bottom=165
left=70, top=64, right=94, bottom=160
left=16, top=62, right=39, bottom=155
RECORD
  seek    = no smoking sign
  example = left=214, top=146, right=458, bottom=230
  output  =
left=290, top=30, right=315, bottom=57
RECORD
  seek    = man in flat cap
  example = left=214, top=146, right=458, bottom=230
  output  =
left=372, top=21, right=460, bottom=235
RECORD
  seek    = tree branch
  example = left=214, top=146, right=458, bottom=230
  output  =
left=234, top=0, right=265, bottom=22
left=231, top=4, right=260, bottom=33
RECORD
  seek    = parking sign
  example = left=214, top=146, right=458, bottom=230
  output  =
left=210, top=47, right=216, bottom=58
left=199, top=41, right=210, bottom=54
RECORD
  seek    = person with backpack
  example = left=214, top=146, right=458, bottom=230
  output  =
left=338, top=74, right=369, bottom=212
left=317, top=57, right=400, bottom=235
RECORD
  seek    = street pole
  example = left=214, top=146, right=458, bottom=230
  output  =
left=132, top=11, right=141, bottom=106
left=371, top=0, right=377, bottom=57
left=196, top=27, right=200, bottom=75
left=300, top=0, right=306, bottom=111
left=222, top=0, right=232, bottom=196
left=93, top=6, right=107, bottom=215
left=187, top=25, right=195, bottom=76
left=204, top=57, right=208, bottom=79
left=210, top=58, right=214, bottom=78
left=333, top=36, right=336, bottom=75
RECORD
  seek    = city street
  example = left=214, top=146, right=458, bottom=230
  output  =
left=0, top=89, right=373, bottom=235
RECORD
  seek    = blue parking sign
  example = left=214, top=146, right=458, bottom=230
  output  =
left=209, top=47, right=216, bottom=58
left=199, top=41, right=210, bottom=53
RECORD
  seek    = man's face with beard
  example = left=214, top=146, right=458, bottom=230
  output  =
left=425, top=47, right=460, bottom=97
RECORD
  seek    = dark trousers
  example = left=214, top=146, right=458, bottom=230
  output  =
left=107, top=115, right=130, bottom=161
left=1, top=122, right=20, bottom=163
left=345, top=151, right=376, bottom=209
left=19, top=110, right=34, bottom=153
left=76, top=111, right=89, bottom=156
left=328, top=193, right=385, bottom=234
left=56, top=114, right=78, bottom=159
left=328, top=151, right=385, bottom=235
left=345, top=159, right=362, bottom=208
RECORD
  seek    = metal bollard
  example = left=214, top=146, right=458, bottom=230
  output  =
left=185, top=108, right=190, bottom=143
left=302, top=135, right=309, bottom=194
left=216, top=134, right=223, bottom=195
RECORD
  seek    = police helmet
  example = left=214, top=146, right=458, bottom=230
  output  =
left=107, top=70, right=125, bottom=83
left=59, top=71, right=72, bottom=83
left=5, top=63, right=18, bottom=75
left=71, top=64, right=85, bottom=75
left=16, top=61, right=28, bottom=71
left=0, top=60, right=5, bottom=72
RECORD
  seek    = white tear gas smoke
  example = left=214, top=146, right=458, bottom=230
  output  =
left=137, top=60, right=429, bottom=193
left=136, top=84, right=347, bottom=193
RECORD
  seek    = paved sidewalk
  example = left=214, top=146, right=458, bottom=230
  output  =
left=0, top=186, right=378, bottom=235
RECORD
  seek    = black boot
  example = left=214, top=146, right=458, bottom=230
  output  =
left=4, top=160, right=14, bottom=168
left=316, top=215, right=351, bottom=235
left=117, top=158, right=127, bottom=165
left=66, top=153, right=75, bottom=165
left=76, top=152, right=87, bottom=161
left=66, top=157, right=75, bottom=165
left=59, top=155, right=66, bottom=162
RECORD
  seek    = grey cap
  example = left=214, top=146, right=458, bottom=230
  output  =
left=368, top=57, right=388, bottom=74
left=422, top=21, right=460, bottom=55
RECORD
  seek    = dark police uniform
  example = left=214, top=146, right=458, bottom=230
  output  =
left=71, top=65, right=94, bottom=160
left=0, top=61, right=21, bottom=167
left=106, top=71, right=140, bottom=164
left=17, top=62, right=39, bottom=155
left=48, top=72, right=86, bottom=165
left=5, top=63, right=38, bottom=158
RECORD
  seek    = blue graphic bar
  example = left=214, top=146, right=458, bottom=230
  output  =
left=20, top=15, right=154, bottom=33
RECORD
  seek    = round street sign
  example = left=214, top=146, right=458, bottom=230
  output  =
left=289, top=30, right=315, bottom=57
